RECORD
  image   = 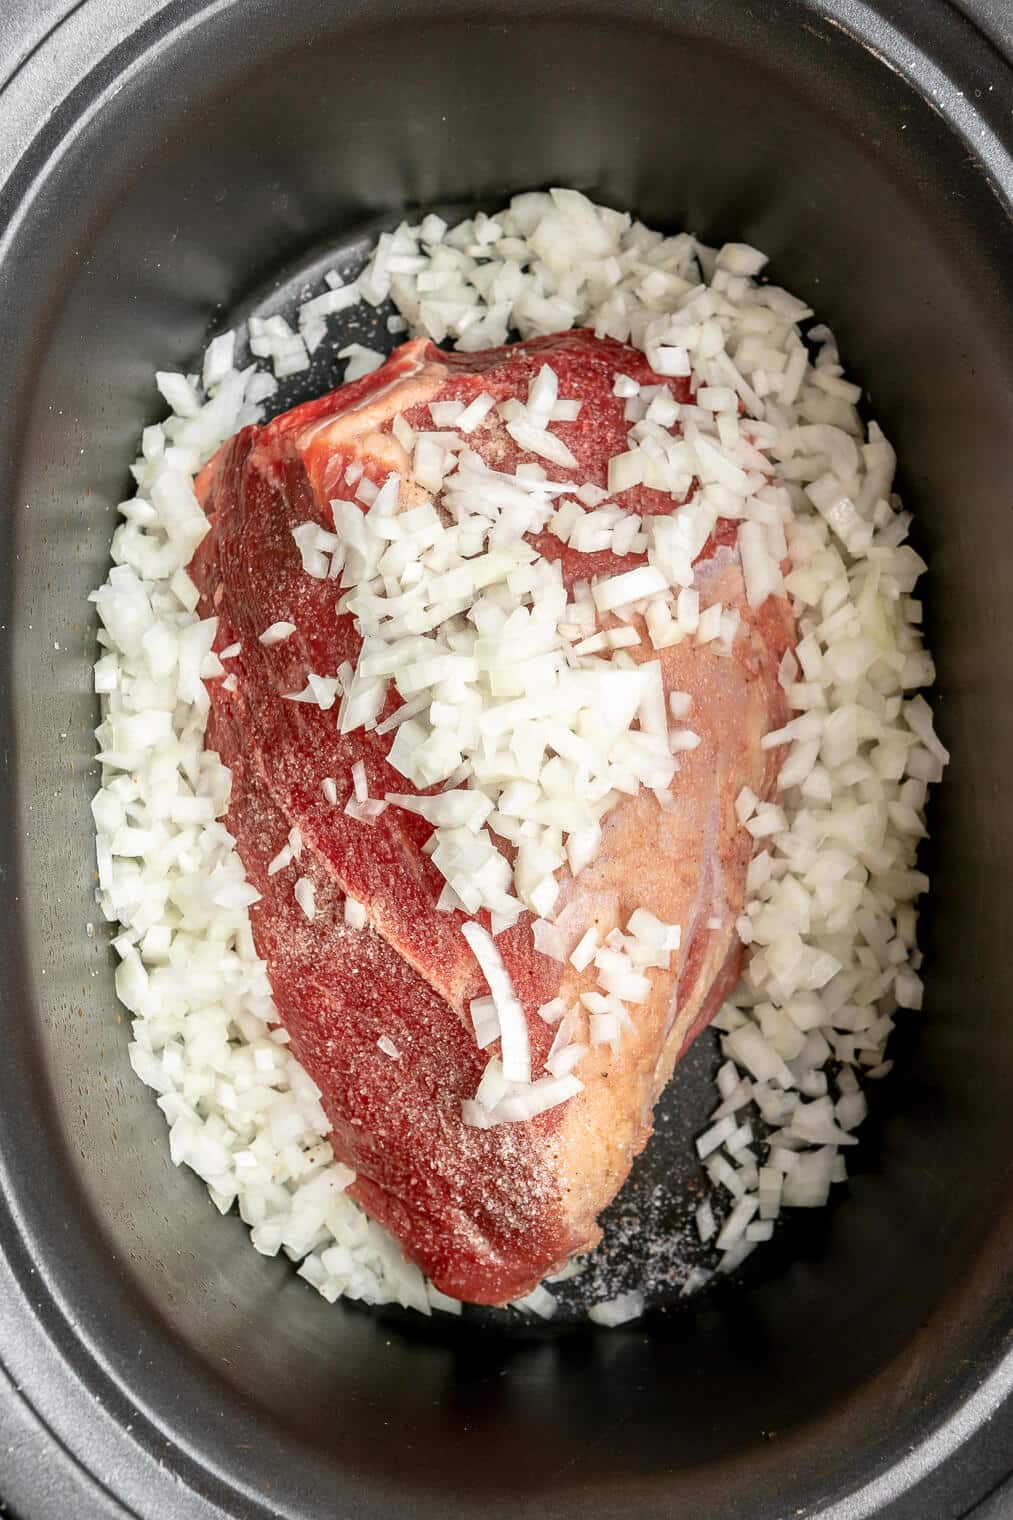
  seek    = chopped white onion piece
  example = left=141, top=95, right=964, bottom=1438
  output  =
left=294, top=878, right=316, bottom=921
left=259, top=621, right=296, bottom=646
left=344, top=895, right=367, bottom=929
left=588, top=1290, right=644, bottom=1327
left=570, top=926, right=599, bottom=972
left=470, top=995, right=500, bottom=1049
left=461, top=921, right=531, bottom=1086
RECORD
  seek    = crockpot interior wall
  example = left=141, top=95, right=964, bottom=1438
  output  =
left=1, top=1, right=1011, bottom=1517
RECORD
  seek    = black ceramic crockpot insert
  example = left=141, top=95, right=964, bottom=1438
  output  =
left=0, top=2, right=1010, bottom=1517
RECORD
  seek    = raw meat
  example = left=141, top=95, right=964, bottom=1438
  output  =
left=190, top=333, right=795, bottom=1304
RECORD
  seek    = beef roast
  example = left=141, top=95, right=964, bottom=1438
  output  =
left=190, top=332, right=795, bottom=1304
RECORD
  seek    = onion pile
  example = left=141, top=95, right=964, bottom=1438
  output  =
left=90, top=189, right=945, bottom=1318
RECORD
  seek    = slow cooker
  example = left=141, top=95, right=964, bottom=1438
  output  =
left=0, top=2, right=1010, bottom=1515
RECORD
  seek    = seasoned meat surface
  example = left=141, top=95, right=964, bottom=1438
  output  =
left=190, top=333, right=795, bottom=1303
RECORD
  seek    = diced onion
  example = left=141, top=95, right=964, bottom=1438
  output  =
left=461, top=921, right=531, bottom=1085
